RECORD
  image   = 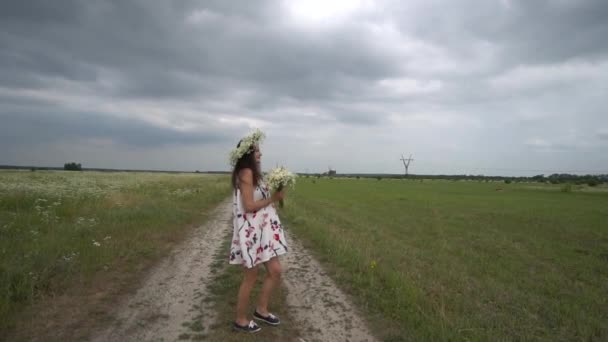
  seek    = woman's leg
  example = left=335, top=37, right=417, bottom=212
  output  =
left=256, top=257, right=282, bottom=315
left=236, top=265, right=259, bottom=325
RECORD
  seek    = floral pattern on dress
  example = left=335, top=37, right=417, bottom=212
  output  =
left=230, top=181, right=287, bottom=268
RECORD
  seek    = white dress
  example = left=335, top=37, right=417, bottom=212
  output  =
left=229, top=180, right=288, bottom=268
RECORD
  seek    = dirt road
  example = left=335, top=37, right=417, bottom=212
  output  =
left=92, top=200, right=376, bottom=342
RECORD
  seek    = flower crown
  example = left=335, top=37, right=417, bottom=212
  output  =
left=229, top=129, right=266, bottom=167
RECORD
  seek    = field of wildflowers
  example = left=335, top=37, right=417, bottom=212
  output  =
left=0, top=170, right=230, bottom=334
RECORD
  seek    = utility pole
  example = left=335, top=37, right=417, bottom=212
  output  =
left=400, top=154, right=414, bottom=176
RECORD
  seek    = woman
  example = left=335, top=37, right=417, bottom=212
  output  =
left=229, top=130, right=287, bottom=333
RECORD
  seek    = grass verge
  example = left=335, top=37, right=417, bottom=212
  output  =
left=0, top=171, right=230, bottom=340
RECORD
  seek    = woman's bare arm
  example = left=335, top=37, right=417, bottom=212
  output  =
left=238, top=168, right=284, bottom=212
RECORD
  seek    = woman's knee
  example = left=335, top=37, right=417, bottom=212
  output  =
left=266, top=259, right=282, bottom=279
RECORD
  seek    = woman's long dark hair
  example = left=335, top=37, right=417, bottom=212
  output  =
left=231, top=141, right=262, bottom=190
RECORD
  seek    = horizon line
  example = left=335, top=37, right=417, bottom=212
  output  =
left=1, top=164, right=606, bottom=178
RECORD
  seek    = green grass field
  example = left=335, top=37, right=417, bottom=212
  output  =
left=0, top=170, right=230, bottom=335
left=282, top=178, right=608, bottom=341
left=3, top=171, right=607, bottom=341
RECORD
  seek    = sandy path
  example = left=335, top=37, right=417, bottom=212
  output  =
left=283, top=233, right=377, bottom=342
left=91, top=199, right=232, bottom=342
left=92, top=199, right=376, bottom=341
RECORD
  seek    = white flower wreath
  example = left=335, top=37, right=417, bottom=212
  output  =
left=229, top=129, right=266, bottom=167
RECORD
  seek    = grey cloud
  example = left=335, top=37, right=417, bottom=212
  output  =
left=1, top=0, right=607, bottom=173
left=501, top=0, right=608, bottom=64
left=395, top=0, right=608, bottom=69
left=0, top=93, right=57, bottom=107
left=0, top=1, right=396, bottom=103
left=524, top=141, right=577, bottom=152
left=0, top=0, right=87, bottom=26
left=0, top=109, right=231, bottom=147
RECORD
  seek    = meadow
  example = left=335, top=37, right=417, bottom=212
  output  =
left=0, top=170, right=230, bottom=336
left=282, top=178, right=608, bottom=341
left=2, top=170, right=607, bottom=341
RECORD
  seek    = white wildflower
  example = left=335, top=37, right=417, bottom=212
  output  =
left=62, top=252, right=77, bottom=262
left=266, top=167, right=297, bottom=192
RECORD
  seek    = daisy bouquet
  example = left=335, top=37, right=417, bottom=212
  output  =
left=266, top=167, right=297, bottom=208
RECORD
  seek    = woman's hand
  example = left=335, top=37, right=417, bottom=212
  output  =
left=271, top=190, right=285, bottom=203
left=239, top=168, right=286, bottom=211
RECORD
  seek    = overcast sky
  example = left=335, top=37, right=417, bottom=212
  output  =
left=1, top=0, right=607, bottom=175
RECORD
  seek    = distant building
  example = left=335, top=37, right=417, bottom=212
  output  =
left=322, top=168, right=336, bottom=176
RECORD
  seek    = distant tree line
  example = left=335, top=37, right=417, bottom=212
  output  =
left=0, top=164, right=233, bottom=174
left=531, top=173, right=605, bottom=186
left=300, top=173, right=607, bottom=186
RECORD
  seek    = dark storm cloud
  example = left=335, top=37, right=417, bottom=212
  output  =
left=395, top=0, right=608, bottom=69
left=0, top=109, right=229, bottom=147
left=0, top=1, right=396, bottom=100
left=2, top=0, right=606, bottom=106
left=1, top=0, right=607, bottom=173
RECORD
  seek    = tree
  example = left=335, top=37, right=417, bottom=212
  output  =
left=64, top=162, right=82, bottom=171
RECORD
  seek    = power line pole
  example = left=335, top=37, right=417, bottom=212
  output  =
left=400, top=154, right=414, bottom=176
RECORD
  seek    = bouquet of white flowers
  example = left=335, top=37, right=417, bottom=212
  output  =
left=266, top=167, right=297, bottom=208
